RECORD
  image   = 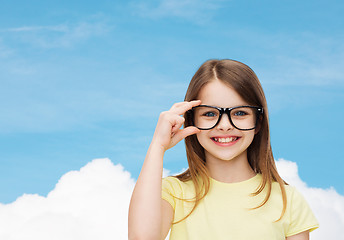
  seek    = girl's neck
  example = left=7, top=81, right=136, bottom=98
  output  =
left=205, top=151, right=256, bottom=183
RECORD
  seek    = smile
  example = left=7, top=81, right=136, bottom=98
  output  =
left=212, top=137, right=239, bottom=143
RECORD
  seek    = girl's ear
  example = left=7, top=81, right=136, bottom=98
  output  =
left=254, top=126, right=260, bottom=134
left=254, top=116, right=263, bottom=134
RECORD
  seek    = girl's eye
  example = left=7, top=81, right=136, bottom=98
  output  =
left=233, top=111, right=248, bottom=116
left=203, top=111, right=217, bottom=117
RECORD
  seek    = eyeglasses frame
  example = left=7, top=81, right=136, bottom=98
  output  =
left=188, top=105, right=264, bottom=131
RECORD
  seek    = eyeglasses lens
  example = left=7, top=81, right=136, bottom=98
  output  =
left=193, top=106, right=258, bottom=130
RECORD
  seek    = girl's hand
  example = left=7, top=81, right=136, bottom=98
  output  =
left=151, top=100, right=201, bottom=151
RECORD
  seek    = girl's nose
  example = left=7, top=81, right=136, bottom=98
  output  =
left=216, top=114, right=234, bottom=131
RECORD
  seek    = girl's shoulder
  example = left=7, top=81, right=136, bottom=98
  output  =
left=162, top=176, right=195, bottom=210
left=162, top=176, right=194, bottom=192
left=271, top=182, right=315, bottom=215
left=271, top=182, right=303, bottom=200
left=279, top=184, right=319, bottom=234
left=271, top=181, right=304, bottom=201
left=284, top=185, right=310, bottom=207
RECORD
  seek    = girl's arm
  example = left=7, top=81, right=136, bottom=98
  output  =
left=286, top=231, right=309, bottom=240
left=128, top=101, right=201, bottom=240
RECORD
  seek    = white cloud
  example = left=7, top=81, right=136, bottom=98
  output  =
left=0, top=158, right=135, bottom=240
left=0, top=158, right=342, bottom=239
left=276, top=158, right=344, bottom=239
left=163, top=168, right=172, bottom=178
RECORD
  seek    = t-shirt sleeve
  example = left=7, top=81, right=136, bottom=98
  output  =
left=286, top=187, right=319, bottom=237
left=161, top=177, right=178, bottom=210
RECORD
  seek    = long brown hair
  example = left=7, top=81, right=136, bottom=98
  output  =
left=174, top=59, right=287, bottom=223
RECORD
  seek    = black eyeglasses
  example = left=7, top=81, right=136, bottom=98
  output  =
left=188, top=105, right=263, bottom=130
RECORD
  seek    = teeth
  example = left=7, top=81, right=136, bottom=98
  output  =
left=214, top=137, right=237, bottom=143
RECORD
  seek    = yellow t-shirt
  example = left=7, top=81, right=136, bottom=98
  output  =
left=162, top=174, right=319, bottom=240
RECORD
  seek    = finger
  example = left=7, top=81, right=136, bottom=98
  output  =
left=170, top=116, right=185, bottom=133
left=171, top=126, right=200, bottom=145
left=170, top=100, right=201, bottom=115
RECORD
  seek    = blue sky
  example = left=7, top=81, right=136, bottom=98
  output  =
left=0, top=0, right=343, bottom=203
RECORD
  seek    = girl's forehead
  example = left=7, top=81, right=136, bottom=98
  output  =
left=197, top=80, right=248, bottom=106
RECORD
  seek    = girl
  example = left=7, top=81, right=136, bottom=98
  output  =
left=128, top=59, right=319, bottom=240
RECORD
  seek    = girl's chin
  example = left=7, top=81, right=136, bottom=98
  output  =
left=204, top=148, right=248, bottom=163
left=205, top=153, right=240, bottom=162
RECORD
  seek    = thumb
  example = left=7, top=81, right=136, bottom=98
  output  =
left=172, top=126, right=200, bottom=144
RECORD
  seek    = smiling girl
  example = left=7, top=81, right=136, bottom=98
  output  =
left=128, top=59, right=319, bottom=240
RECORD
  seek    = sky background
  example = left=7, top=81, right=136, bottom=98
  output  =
left=0, top=0, right=343, bottom=211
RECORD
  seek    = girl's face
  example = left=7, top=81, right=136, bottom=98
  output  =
left=195, top=80, right=256, bottom=164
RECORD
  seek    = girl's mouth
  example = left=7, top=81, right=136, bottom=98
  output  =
left=213, top=137, right=238, bottom=143
left=211, top=137, right=240, bottom=146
